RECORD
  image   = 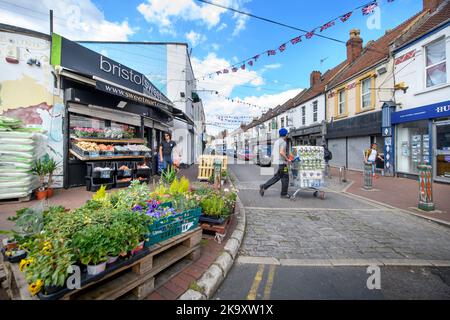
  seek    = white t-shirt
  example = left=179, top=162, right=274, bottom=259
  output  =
left=368, top=149, right=377, bottom=162
left=272, top=138, right=287, bottom=166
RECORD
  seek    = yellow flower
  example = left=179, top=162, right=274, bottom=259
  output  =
left=28, top=279, right=43, bottom=296
left=19, top=258, right=35, bottom=272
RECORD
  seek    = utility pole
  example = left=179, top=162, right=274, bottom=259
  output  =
left=50, top=10, right=54, bottom=35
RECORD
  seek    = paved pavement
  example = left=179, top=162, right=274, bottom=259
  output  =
left=217, top=159, right=450, bottom=299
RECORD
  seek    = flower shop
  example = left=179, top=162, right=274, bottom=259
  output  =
left=1, top=171, right=238, bottom=299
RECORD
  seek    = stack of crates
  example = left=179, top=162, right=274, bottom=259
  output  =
left=85, top=162, right=115, bottom=192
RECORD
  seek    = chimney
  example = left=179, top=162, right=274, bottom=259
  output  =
left=423, top=0, right=443, bottom=12
left=310, top=71, right=322, bottom=87
left=346, top=29, right=363, bottom=63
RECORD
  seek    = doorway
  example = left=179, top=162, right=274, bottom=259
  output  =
left=434, top=119, right=450, bottom=183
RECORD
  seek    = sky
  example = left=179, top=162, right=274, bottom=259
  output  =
left=0, top=0, right=423, bottom=135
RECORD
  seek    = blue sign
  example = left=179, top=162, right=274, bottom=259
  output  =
left=391, top=100, right=450, bottom=124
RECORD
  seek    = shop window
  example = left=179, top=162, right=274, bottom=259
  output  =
left=396, top=120, right=429, bottom=175
left=338, top=89, right=346, bottom=115
left=361, top=77, right=372, bottom=109
left=313, top=100, right=318, bottom=122
left=425, top=38, right=447, bottom=88
left=302, top=106, right=306, bottom=126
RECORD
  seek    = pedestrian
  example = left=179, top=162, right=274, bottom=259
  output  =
left=259, top=128, right=291, bottom=199
left=364, top=143, right=383, bottom=178
left=323, top=142, right=332, bottom=178
left=172, top=136, right=183, bottom=172
left=159, top=132, right=176, bottom=172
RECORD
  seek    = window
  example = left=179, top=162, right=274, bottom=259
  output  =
left=286, top=116, right=289, bottom=127
left=302, top=106, right=306, bottom=125
left=338, top=90, right=346, bottom=115
left=281, top=117, right=285, bottom=128
left=425, top=38, right=446, bottom=88
left=361, top=77, right=372, bottom=109
left=313, top=100, right=318, bottom=122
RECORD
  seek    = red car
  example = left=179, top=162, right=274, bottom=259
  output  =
left=238, top=149, right=255, bottom=161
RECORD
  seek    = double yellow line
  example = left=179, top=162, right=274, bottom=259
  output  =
left=247, top=264, right=276, bottom=300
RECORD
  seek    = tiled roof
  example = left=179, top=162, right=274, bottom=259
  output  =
left=327, top=11, right=424, bottom=89
left=394, top=0, right=450, bottom=50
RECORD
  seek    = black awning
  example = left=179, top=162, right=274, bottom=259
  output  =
left=172, top=107, right=195, bottom=126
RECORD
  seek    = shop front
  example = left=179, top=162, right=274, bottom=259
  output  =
left=392, top=100, right=450, bottom=183
left=289, top=122, right=326, bottom=147
left=326, top=111, right=383, bottom=171
left=50, top=34, right=186, bottom=189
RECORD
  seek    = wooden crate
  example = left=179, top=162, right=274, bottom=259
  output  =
left=2, top=228, right=202, bottom=300
left=197, top=155, right=228, bottom=180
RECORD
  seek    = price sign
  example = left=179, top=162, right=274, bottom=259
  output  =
left=100, top=170, right=111, bottom=179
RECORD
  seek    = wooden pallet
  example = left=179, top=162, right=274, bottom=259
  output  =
left=197, top=155, right=228, bottom=180
left=2, top=228, right=202, bottom=300
left=200, top=217, right=231, bottom=235
left=0, top=195, right=31, bottom=204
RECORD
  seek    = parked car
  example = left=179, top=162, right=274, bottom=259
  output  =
left=254, top=145, right=272, bottom=167
left=227, top=148, right=237, bottom=158
left=238, top=149, right=254, bottom=161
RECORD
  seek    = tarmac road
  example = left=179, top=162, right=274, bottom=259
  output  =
left=217, top=160, right=450, bottom=300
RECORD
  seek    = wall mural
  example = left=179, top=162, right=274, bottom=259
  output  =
left=0, top=31, right=63, bottom=187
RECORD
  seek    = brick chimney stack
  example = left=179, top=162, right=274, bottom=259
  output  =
left=346, top=29, right=363, bottom=63
left=310, top=71, right=322, bottom=87
left=423, top=0, right=444, bottom=12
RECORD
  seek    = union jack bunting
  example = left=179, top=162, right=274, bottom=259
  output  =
left=241, top=64, right=246, bottom=70
left=248, top=60, right=254, bottom=67
left=216, top=71, right=222, bottom=75
left=232, top=67, right=238, bottom=72
left=253, top=55, right=260, bottom=61
left=320, top=21, right=335, bottom=32
left=340, top=11, right=353, bottom=22
left=362, top=1, right=378, bottom=15
left=279, top=44, right=286, bottom=52
left=305, top=30, right=315, bottom=39
left=268, top=50, right=276, bottom=56
left=290, top=36, right=302, bottom=45
left=223, top=69, right=229, bottom=74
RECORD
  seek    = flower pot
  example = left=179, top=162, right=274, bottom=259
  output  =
left=87, top=262, right=107, bottom=276
left=4, top=241, right=18, bottom=251
left=46, top=188, right=54, bottom=198
left=106, top=256, right=118, bottom=265
left=35, top=189, right=47, bottom=200
left=131, top=241, right=145, bottom=255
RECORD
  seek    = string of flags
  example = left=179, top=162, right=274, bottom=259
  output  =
left=199, top=0, right=395, bottom=80
left=199, top=90, right=268, bottom=111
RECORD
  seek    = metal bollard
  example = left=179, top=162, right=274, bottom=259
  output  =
left=418, top=164, right=434, bottom=211
left=339, top=166, right=347, bottom=183
left=214, top=159, right=222, bottom=190
left=363, top=163, right=373, bottom=190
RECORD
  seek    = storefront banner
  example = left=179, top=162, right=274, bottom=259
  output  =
left=51, top=33, right=172, bottom=106
left=95, top=81, right=168, bottom=110
left=392, top=100, right=450, bottom=124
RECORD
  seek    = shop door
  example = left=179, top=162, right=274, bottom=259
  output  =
left=434, top=120, right=450, bottom=183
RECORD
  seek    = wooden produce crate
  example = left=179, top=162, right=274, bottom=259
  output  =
left=197, top=155, right=228, bottom=180
left=2, top=228, right=202, bottom=300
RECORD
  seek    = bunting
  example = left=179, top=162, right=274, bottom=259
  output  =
left=200, top=0, right=397, bottom=79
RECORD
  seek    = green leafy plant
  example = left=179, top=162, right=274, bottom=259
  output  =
left=72, top=224, right=109, bottom=265
left=43, top=156, right=59, bottom=188
left=161, top=166, right=177, bottom=185
left=32, top=158, right=47, bottom=190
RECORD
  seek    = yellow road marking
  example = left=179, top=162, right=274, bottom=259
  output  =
left=263, top=265, right=276, bottom=300
left=247, top=264, right=265, bottom=300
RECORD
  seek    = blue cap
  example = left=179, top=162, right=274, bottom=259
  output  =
left=279, top=128, right=288, bottom=137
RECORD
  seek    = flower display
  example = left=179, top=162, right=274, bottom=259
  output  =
left=28, top=279, right=43, bottom=296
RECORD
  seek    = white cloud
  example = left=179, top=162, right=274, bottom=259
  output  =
left=217, top=23, right=228, bottom=31
left=0, top=0, right=135, bottom=41
left=262, top=63, right=282, bottom=70
left=191, top=53, right=302, bottom=135
left=211, top=43, right=221, bottom=51
left=137, top=0, right=250, bottom=36
left=185, top=30, right=207, bottom=47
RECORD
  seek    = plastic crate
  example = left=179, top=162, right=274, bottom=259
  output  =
left=116, top=161, right=135, bottom=177
left=85, top=177, right=114, bottom=192
left=87, top=162, right=115, bottom=179
left=144, top=215, right=182, bottom=247
left=180, top=207, right=202, bottom=233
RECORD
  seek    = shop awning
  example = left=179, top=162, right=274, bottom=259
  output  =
left=172, top=107, right=195, bottom=126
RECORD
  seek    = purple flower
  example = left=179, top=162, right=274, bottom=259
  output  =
left=132, top=205, right=142, bottom=212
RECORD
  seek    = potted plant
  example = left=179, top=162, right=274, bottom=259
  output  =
left=72, top=225, right=109, bottom=276
left=32, top=158, right=47, bottom=200
left=44, top=156, right=59, bottom=198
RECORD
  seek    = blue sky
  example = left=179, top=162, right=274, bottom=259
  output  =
left=0, top=0, right=424, bottom=133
